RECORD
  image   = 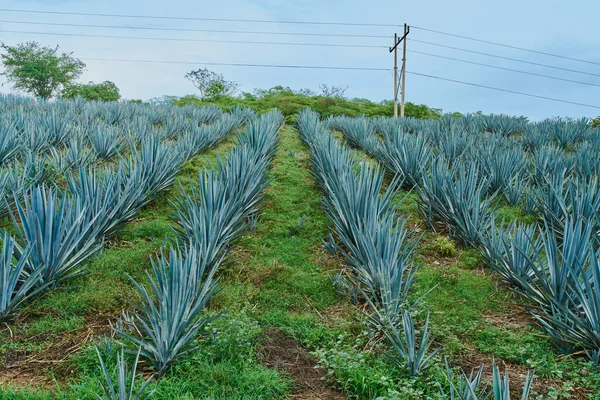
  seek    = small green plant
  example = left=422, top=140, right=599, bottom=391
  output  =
left=433, top=236, right=457, bottom=257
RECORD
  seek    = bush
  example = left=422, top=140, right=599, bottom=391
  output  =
left=62, top=81, right=121, bottom=102
left=173, top=89, right=440, bottom=122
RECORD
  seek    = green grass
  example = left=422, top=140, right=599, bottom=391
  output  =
left=0, top=127, right=351, bottom=399
left=2, top=124, right=600, bottom=399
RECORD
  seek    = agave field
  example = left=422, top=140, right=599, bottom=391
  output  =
left=1, top=95, right=600, bottom=399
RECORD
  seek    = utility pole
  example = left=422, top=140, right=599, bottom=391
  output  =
left=393, top=33, right=398, bottom=118
left=389, top=24, right=410, bottom=118
left=400, top=23, right=408, bottom=117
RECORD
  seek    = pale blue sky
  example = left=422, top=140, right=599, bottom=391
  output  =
left=1, top=0, right=598, bottom=120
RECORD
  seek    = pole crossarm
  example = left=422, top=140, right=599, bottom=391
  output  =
left=389, top=25, right=410, bottom=53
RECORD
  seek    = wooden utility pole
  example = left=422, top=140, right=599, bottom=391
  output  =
left=400, top=23, right=408, bottom=117
left=389, top=25, right=410, bottom=118
left=393, top=33, right=399, bottom=118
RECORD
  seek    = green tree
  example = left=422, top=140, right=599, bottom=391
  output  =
left=184, top=68, right=240, bottom=98
left=61, top=81, right=121, bottom=102
left=0, top=41, right=85, bottom=100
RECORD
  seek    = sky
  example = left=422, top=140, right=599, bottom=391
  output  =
left=0, top=0, right=599, bottom=120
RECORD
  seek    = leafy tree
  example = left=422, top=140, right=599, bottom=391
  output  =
left=319, top=84, right=348, bottom=98
left=0, top=41, right=85, bottom=99
left=592, top=117, right=600, bottom=128
left=184, top=68, right=240, bottom=98
left=61, top=81, right=120, bottom=102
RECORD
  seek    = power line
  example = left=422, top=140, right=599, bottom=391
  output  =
left=411, top=39, right=600, bottom=78
left=410, top=50, right=600, bottom=88
left=407, top=71, right=600, bottom=110
left=0, top=19, right=391, bottom=39
left=76, top=56, right=600, bottom=110
left=0, top=8, right=399, bottom=28
left=0, top=29, right=388, bottom=49
left=411, top=25, right=600, bottom=67
left=82, top=57, right=391, bottom=71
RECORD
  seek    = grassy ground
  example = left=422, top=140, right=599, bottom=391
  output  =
left=1, top=125, right=600, bottom=399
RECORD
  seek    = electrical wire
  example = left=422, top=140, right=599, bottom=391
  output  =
left=407, top=71, right=600, bottom=109
left=0, top=29, right=388, bottom=49
left=0, top=19, right=392, bottom=39
left=409, top=50, right=600, bottom=88
left=81, top=57, right=391, bottom=71
left=0, top=8, right=400, bottom=27
left=411, top=39, right=600, bottom=78
left=411, top=25, right=600, bottom=67
left=76, top=56, right=600, bottom=109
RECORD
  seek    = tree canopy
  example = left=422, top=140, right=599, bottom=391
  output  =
left=0, top=41, right=85, bottom=100
left=61, top=81, right=121, bottom=102
left=184, top=68, right=240, bottom=98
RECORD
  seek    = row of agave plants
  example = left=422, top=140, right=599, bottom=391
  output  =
left=0, top=94, right=232, bottom=166
left=0, top=94, right=255, bottom=219
left=328, top=113, right=600, bottom=209
left=326, top=112, right=600, bottom=369
left=0, top=101, right=254, bottom=322
left=297, top=109, right=534, bottom=399
left=95, top=110, right=283, bottom=398
left=0, top=96, right=278, bottom=397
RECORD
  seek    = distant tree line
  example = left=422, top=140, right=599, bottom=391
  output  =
left=9, top=40, right=588, bottom=125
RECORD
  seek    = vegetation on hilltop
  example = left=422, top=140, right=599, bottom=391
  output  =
left=173, top=85, right=440, bottom=122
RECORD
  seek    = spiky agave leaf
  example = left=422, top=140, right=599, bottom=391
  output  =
left=20, top=121, right=51, bottom=154
left=491, top=361, right=534, bottom=400
left=8, top=185, right=104, bottom=287
left=474, top=139, right=527, bottom=200
left=384, top=311, right=439, bottom=376
left=547, top=117, right=589, bottom=150
left=532, top=145, right=573, bottom=187
left=51, top=137, right=96, bottom=172
left=380, top=130, right=432, bottom=188
left=0, top=122, right=21, bottom=166
left=116, top=246, right=220, bottom=377
left=436, top=128, right=476, bottom=163
left=89, top=126, right=123, bottom=161
left=531, top=176, right=600, bottom=245
left=572, top=141, right=600, bottom=181
left=479, top=220, right=542, bottom=290
left=437, top=359, right=485, bottom=400
left=176, top=109, right=248, bottom=162
left=171, top=170, right=249, bottom=265
left=67, top=165, right=145, bottom=238
left=296, top=109, right=328, bottom=146
left=182, top=104, right=222, bottom=125
left=37, top=109, right=75, bottom=148
left=477, top=113, right=527, bottom=137
left=512, top=219, right=599, bottom=355
left=0, top=234, right=47, bottom=321
left=417, top=159, right=496, bottom=247
left=95, top=346, right=155, bottom=400
left=324, top=116, right=381, bottom=157
left=371, top=116, right=406, bottom=139
left=130, top=136, right=184, bottom=197
left=353, top=215, right=422, bottom=327
left=320, top=161, right=418, bottom=320
left=530, top=249, right=600, bottom=363
left=519, top=219, right=593, bottom=308
left=172, top=113, right=279, bottom=256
